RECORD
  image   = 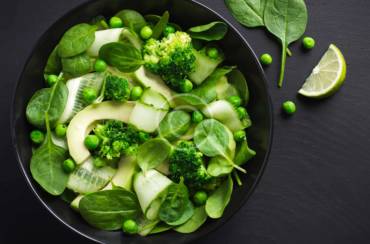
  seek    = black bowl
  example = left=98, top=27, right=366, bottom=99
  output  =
left=11, top=0, right=273, bottom=243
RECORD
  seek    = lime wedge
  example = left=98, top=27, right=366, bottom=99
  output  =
left=298, top=44, right=347, bottom=99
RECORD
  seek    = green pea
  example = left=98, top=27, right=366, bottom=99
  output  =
left=140, top=26, right=153, bottom=40
left=237, top=107, right=247, bottom=119
left=163, top=25, right=176, bottom=37
left=94, top=59, right=107, bottom=72
left=55, top=124, right=67, bottom=138
left=233, top=130, right=246, bottom=142
left=84, top=135, right=100, bottom=150
left=46, top=74, right=58, bottom=87
left=109, top=16, right=123, bottom=28
left=130, top=86, right=143, bottom=100
left=260, top=53, right=273, bottom=66
left=282, top=101, right=296, bottom=115
left=228, top=96, right=242, bottom=107
left=30, top=130, right=45, bottom=144
left=302, top=37, right=315, bottom=50
left=192, top=111, right=204, bottom=123
left=93, top=157, right=106, bottom=168
left=207, top=47, right=219, bottom=59
left=122, top=219, right=138, bottom=234
left=193, top=191, right=208, bottom=206
left=180, top=79, right=193, bottom=93
left=82, top=87, right=98, bottom=104
left=62, top=159, right=76, bottom=173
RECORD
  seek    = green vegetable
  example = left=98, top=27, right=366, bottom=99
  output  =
left=227, top=96, right=242, bottom=107
left=130, top=86, right=143, bottom=101
left=227, top=69, right=250, bottom=105
left=174, top=206, right=208, bottom=233
left=84, top=135, right=100, bottom=150
left=282, top=100, right=296, bottom=115
left=207, top=47, right=219, bottom=59
left=44, top=46, right=62, bottom=76
left=205, top=176, right=233, bottom=218
left=82, top=87, right=98, bottom=104
left=207, top=156, right=234, bottom=177
left=128, top=102, right=168, bottom=133
left=234, top=140, right=256, bottom=166
left=90, top=15, right=109, bottom=30
left=303, top=36, right=315, bottom=49
left=180, top=79, right=194, bottom=93
left=193, top=191, right=208, bottom=206
left=192, top=111, right=204, bottom=123
left=26, top=74, right=68, bottom=129
left=63, top=158, right=76, bottom=173
left=58, top=23, right=96, bottom=58
left=149, top=223, right=172, bottom=234
left=152, top=11, right=169, bottom=39
left=188, top=21, right=228, bottom=41
left=137, top=138, right=172, bottom=172
left=158, top=111, right=191, bottom=141
left=93, top=157, right=106, bottom=168
left=237, top=107, right=247, bottom=119
left=120, top=28, right=143, bottom=50
left=260, top=53, right=273, bottom=65
left=104, top=75, right=131, bottom=101
left=55, top=123, right=67, bottom=138
left=140, top=88, right=169, bottom=110
left=115, top=9, right=147, bottom=33
left=61, top=53, right=93, bottom=77
left=30, top=130, right=45, bottom=144
left=99, top=42, right=143, bottom=73
left=94, top=59, right=107, bottom=72
left=46, top=74, right=58, bottom=87
left=79, top=189, right=140, bottom=230
left=122, top=219, right=139, bottom=234
left=225, top=0, right=267, bottom=27
left=264, top=0, right=308, bottom=87
left=140, top=26, right=153, bottom=40
left=163, top=25, right=176, bottom=37
left=233, top=130, right=246, bottom=142
left=109, top=16, right=123, bottom=28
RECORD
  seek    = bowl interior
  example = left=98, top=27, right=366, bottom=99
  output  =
left=12, top=0, right=273, bottom=243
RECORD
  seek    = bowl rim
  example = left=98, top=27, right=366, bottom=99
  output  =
left=10, top=0, right=274, bottom=243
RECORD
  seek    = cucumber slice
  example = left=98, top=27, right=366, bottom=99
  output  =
left=189, top=48, right=224, bottom=85
left=70, top=195, right=84, bottom=211
left=67, top=101, right=135, bottom=164
left=129, top=102, right=167, bottom=133
left=140, top=88, right=170, bottom=110
left=216, top=76, right=239, bottom=99
left=67, top=157, right=116, bottom=194
left=59, top=73, right=104, bottom=124
left=87, top=28, right=123, bottom=57
left=51, top=132, right=67, bottom=149
left=120, top=28, right=143, bottom=50
left=103, top=156, right=138, bottom=191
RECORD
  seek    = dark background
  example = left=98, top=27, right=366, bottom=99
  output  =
left=1, top=0, right=370, bottom=243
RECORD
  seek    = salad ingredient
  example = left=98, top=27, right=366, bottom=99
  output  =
left=260, top=53, right=273, bottom=66
left=109, top=16, right=123, bottom=28
left=207, top=156, right=234, bottom=177
left=140, top=88, right=169, bottom=110
left=55, top=124, right=67, bottom=138
left=207, top=47, right=219, bottom=59
left=128, top=102, right=167, bottom=133
left=158, top=111, right=191, bottom=141
left=120, top=28, right=143, bottom=50
left=122, top=219, right=139, bottom=234
left=104, top=75, right=131, bottom=101
left=137, top=138, right=172, bottom=172
left=298, top=44, right=347, bottom=98
left=61, top=53, right=94, bottom=77
left=227, top=96, right=242, bottom=107
left=46, top=74, right=58, bottom=87
left=84, top=135, right=100, bottom=150
left=282, top=101, right=296, bottom=115
left=62, top=159, right=76, bottom=173
left=93, top=157, right=106, bottom=168
left=188, top=21, right=228, bottom=41
left=115, top=9, right=147, bottom=33
left=130, top=86, right=143, bottom=100
left=192, top=111, right=204, bottom=123
left=58, top=23, right=97, bottom=58
left=140, top=26, right=153, bottom=40
left=302, top=36, right=315, bottom=49
left=104, top=156, right=137, bottom=190
left=227, top=69, right=250, bottom=105
left=79, top=189, right=140, bottom=230
left=235, top=140, right=256, bottom=166
left=180, top=79, right=194, bottom=93
left=91, top=15, right=109, bottom=30
left=236, top=107, right=247, bottom=119
left=225, top=0, right=267, bottom=27
left=175, top=206, right=208, bottom=233
left=193, top=191, right=208, bottom=206
left=264, top=0, right=308, bottom=87
left=205, top=176, right=233, bottom=218
left=94, top=59, right=107, bottom=72
left=163, top=25, right=176, bottom=37
left=152, top=11, right=170, bottom=39
left=87, top=28, right=123, bottom=57
left=44, top=46, right=62, bottom=76
left=82, top=87, right=98, bottom=104
left=233, top=130, right=246, bottom=142
left=30, top=130, right=45, bottom=144
left=149, top=223, right=172, bottom=234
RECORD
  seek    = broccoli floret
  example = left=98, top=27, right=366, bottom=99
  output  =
left=169, top=141, right=212, bottom=189
left=93, top=120, right=148, bottom=160
left=104, top=75, right=130, bottom=101
left=143, top=31, right=196, bottom=91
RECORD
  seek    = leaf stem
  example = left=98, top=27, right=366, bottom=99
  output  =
left=278, top=43, right=287, bottom=88
left=286, top=48, right=292, bottom=57
left=233, top=170, right=242, bottom=186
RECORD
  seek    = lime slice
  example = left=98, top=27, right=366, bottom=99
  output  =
left=298, top=44, right=347, bottom=99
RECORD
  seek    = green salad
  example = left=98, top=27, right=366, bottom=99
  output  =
left=26, top=9, right=256, bottom=236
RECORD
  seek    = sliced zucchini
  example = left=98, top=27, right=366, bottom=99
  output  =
left=140, top=88, right=170, bottom=110
left=103, top=156, right=137, bottom=190
left=215, top=76, right=239, bottom=99
left=87, top=28, right=123, bottom=57
left=129, top=102, right=167, bottom=133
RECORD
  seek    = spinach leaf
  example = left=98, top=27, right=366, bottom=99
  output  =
left=159, top=181, right=194, bottom=226
left=235, top=140, right=256, bottom=166
left=99, top=42, right=143, bottom=72
left=227, top=69, right=250, bottom=105
left=26, top=76, right=68, bottom=129
left=137, top=138, right=172, bottom=172
left=188, top=22, right=228, bottom=41
left=205, top=176, right=233, bottom=219
left=58, top=23, right=96, bottom=58
left=44, top=46, right=62, bottom=75
left=225, top=0, right=267, bottom=27
left=79, top=189, right=140, bottom=230
left=152, top=11, right=169, bottom=39
left=145, top=14, right=182, bottom=31
left=115, top=9, right=147, bottom=33
left=61, top=53, right=93, bottom=77
left=172, top=93, right=207, bottom=109
left=207, top=156, right=234, bottom=177
left=30, top=114, right=69, bottom=196
left=175, top=206, right=208, bottom=233
left=158, top=111, right=191, bottom=141
left=264, top=0, right=308, bottom=87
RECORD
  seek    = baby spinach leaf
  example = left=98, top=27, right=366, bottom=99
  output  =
left=172, top=93, right=207, bottom=109
left=44, top=45, right=62, bottom=75
left=205, top=176, right=233, bottom=219
left=58, top=23, right=97, bottom=58
left=61, top=53, right=93, bottom=77
left=152, top=11, right=169, bottom=39
left=137, top=138, right=172, bottom=172
left=99, top=42, right=143, bottom=72
left=79, top=189, right=140, bottom=230
left=225, top=0, right=267, bottom=27
left=115, top=9, right=147, bottom=33
left=26, top=77, right=68, bottom=129
left=145, top=14, right=182, bottom=31
left=188, top=21, right=228, bottom=41
left=158, top=111, right=191, bottom=141
left=207, top=156, right=234, bottom=177
left=175, top=206, right=208, bottom=233
left=227, top=69, right=250, bottom=105
left=264, top=0, right=308, bottom=87
left=235, top=140, right=256, bottom=166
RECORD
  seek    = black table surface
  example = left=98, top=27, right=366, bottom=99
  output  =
left=1, top=0, right=370, bottom=243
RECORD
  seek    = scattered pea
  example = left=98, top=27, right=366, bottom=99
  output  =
left=236, top=107, right=247, bottom=119
left=94, top=59, right=107, bottom=72
left=180, top=79, right=193, bottom=93
left=228, top=96, right=242, bottom=107
left=46, top=74, right=58, bottom=87
left=82, top=87, right=98, bottom=104
left=140, top=26, right=153, bottom=40
left=122, top=219, right=138, bottom=234
left=193, top=191, right=208, bottom=206
left=260, top=53, right=273, bottom=66
left=207, top=47, right=219, bottom=59
left=30, top=130, right=45, bottom=144
left=130, top=86, right=143, bottom=101
left=302, top=36, right=315, bottom=50
left=84, top=135, right=100, bottom=150
left=282, top=100, right=297, bottom=115
left=55, top=124, right=67, bottom=138
left=63, top=159, right=76, bottom=173
left=192, top=111, right=204, bottom=123
left=234, top=130, right=246, bottom=142
left=109, top=16, right=123, bottom=28
left=163, top=25, right=176, bottom=37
